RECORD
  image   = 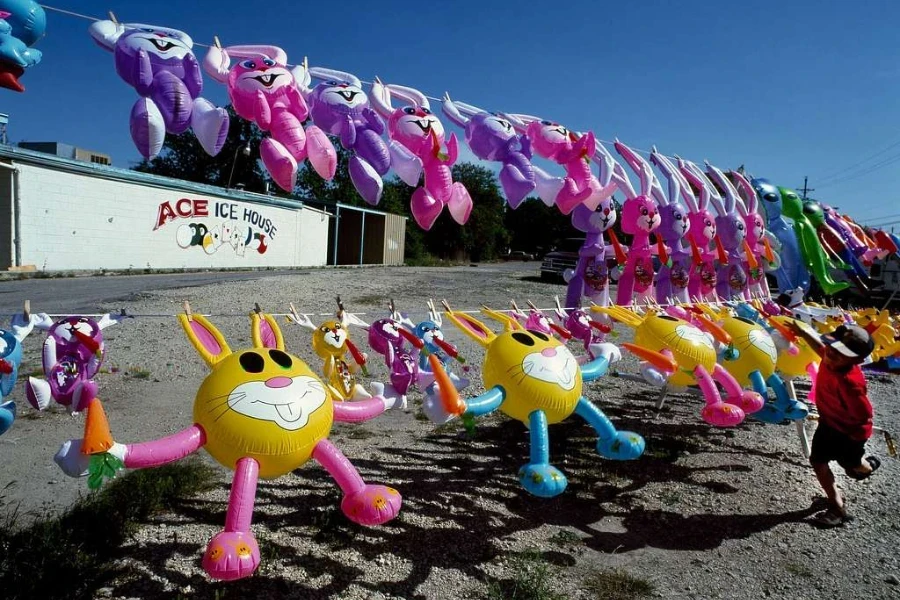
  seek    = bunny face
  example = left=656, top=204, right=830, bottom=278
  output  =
left=564, top=310, right=595, bottom=342
left=526, top=120, right=576, bottom=161
left=48, top=317, right=103, bottom=358
left=744, top=213, right=766, bottom=245
left=465, top=113, right=517, bottom=160
left=118, top=26, right=192, bottom=61
left=482, top=329, right=582, bottom=423
left=659, top=204, right=691, bottom=243
left=716, top=213, right=747, bottom=250
left=688, top=209, right=717, bottom=245
left=195, top=347, right=333, bottom=477
left=621, top=195, right=660, bottom=235
left=414, top=320, right=443, bottom=348
left=572, top=201, right=617, bottom=234
left=389, top=105, right=444, bottom=154
left=752, top=178, right=782, bottom=221
left=368, top=318, right=403, bottom=355
left=633, top=312, right=717, bottom=387
left=312, top=80, right=367, bottom=111
left=523, top=311, right=552, bottom=335
left=312, top=320, right=348, bottom=359
left=229, top=56, right=294, bottom=96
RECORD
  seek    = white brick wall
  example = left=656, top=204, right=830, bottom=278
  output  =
left=15, top=162, right=328, bottom=271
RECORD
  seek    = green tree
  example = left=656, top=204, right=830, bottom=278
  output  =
left=133, top=106, right=275, bottom=195
left=503, top=198, right=573, bottom=256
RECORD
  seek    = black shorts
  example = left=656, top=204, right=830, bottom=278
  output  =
left=810, top=422, right=866, bottom=470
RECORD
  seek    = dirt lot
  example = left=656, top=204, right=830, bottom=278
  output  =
left=2, top=263, right=898, bottom=599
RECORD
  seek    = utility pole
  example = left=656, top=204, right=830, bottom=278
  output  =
left=796, top=176, right=815, bottom=200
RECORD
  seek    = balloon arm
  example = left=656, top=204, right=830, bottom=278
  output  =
left=87, top=20, right=124, bottom=51
left=339, top=116, right=356, bottom=149
left=290, top=63, right=311, bottom=94
left=183, top=53, right=204, bottom=99
left=201, top=45, right=230, bottom=83
left=253, top=90, right=272, bottom=130
left=446, top=133, right=459, bottom=163
left=362, top=107, right=385, bottom=134
left=463, top=386, right=505, bottom=417
left=441, top=96, right=469, bottom=128
left=333, top=397, right=388, bottom=423
left=133, top=49, right=154, bottom=96
left=581, top=356, right=611, bottom=381
left=286, top=85, right=310, bottom=121
left=124, top=425, right=206, bottom=469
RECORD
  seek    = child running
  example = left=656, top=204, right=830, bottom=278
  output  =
left=786, top=320, right=881, bottom=527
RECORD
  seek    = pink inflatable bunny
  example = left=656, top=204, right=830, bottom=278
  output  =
left=203, top=44, right=337, bottom=192
left=702, top=162, right=751, bottom=301
left=502, top=114, right=612, bottom=215
left=370, top=79, right=472, bottom=230
left=676, top=158, right=720, bottom=302
left=611, top=140, right=662, bottom=306
left=730, top=170, right=774, bottom=298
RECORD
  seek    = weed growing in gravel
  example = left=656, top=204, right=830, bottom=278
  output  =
left=583, top=569, right=655, bottom=599
left=485, top=550, right=566, bottom=600
left=659, top=488, right=683, bottom=506
left=0, top=458, right=216, bottom=600
left=126, top=366, right=152, bottom=379
left=548, top=529, right=583, bottom=550
left=785, top=562, right=814, bottom=578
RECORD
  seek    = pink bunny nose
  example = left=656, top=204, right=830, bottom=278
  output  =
left=541, top=347, right=557, bottom=358
left=265, top=376, right=292, bottom=389
left=603, top=208, right=610, bottom=215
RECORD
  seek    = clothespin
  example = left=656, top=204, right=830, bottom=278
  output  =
left=303, top=56, right=308, bottom=71
left=183, top=301, right=193, bottom=322
left=288, top=302, right=301, bottom=322
left=23, top=300, right=30, bottom=320
left=441, top=299, right=453, bottom=313
left=108, top=11, right=118, bottom=25
left=526, top=300, right=540, bottom=312
left=253, top=303, right=262, bottom=315
left=335, top=295, right=344, bottom=319
left=213, top=35, right=222, bottom=49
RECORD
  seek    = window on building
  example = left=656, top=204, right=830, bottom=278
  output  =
left=90, top=155, right=110, bottom=165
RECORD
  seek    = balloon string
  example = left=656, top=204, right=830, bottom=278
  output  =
left=37, top=2, right=671, bottom=159
left=34, top=295, right=774, bottom=320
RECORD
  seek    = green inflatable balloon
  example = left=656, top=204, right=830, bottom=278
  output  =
left=778, top=187, right=849, bottom=296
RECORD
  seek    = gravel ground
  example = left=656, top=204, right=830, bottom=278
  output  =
left=2, top=263, right=898, bottom=599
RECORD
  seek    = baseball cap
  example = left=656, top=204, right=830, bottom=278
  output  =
left=822, top=325, right=875, bottom=359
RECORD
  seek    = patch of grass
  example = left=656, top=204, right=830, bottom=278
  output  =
left=352, top=293, right=385, bottom=305
left=126, top=367, right=151, bottom=379
left=415, top=409, right=430, bottom=422
left=548, top=529, right=583, bottom=549
left=785, top=562, right=813, bottom=578
left=485, top=550, right=566, bottom=600
left=583, top=569, right=655, bottom=600
left=24, top=367, right=45, bottom=378
left=0, top=457, right=216, bottom=600
left=658, top=488, right=682, bottom=506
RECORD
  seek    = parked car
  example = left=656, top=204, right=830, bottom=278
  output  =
left=540, top=238, right=584, bottom=282
left=501, top=250, right=535, bottom=261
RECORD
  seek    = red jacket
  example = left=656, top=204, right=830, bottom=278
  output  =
left=815, top=363, right=874, bottom=441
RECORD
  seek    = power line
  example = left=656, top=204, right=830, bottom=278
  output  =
left=815, top=150, right=900, bottom=190
left=815, top=136, right=900, bottom=184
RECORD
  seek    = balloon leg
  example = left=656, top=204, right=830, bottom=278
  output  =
left=575, top=397, right=644, bottom=460
left=349, top=155, right=384, bottom=206
left=191, top=97, right=229, bottom=157
left=447, top=182, right=473, bottom=225
left=499, top=162, right=536, bottom=209
left=805, top=362, right=818, bottom=405
left=260, top=137, right=298, bottom=192
left=313, top=439, right=401, bottom=526
left=305, top=124, right=338, bottom=181
left=410, top=187, right=443, bottom=231
left=130, top=97, right=165, bottom=160
left=694, top=365, right=744, bottom=426
left=0, top=400, right=15, bottom=435
left=555, top=178, right=592, bottom=215
left=202, top=457, right=261, bottom=581
left=518, top=410, right=567, bottom=497
left=712, top=363, right=764, bottom=414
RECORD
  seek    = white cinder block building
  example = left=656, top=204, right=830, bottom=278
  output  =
left=0, top=145, right=406, bottom=272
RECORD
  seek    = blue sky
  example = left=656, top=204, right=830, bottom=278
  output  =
left=5, top=0, right=900, bottom=225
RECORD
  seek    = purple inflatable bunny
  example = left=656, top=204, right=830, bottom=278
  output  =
left=365, top=313, right=433, bottom=410
left=441, top=95, right=536, bottom=208
left=702, top=162, right=751, bottom=301
left=88, top=20, right=228, bottom=160
left=298, top=65, right=391, bottom=206
left=649, top=148, right=693, bottom=304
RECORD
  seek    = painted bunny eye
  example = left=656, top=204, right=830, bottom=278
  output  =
left=641, top=208, right=649, bottom=216
left=541, top=120, right=552, bottom=126
left=675, top=214, right=683, bottom=220
left=403, top=107, right=416, bottom=115
left=705, top=220, right=712, bottom=227
left=239, top=352, right=265, bottom=373
left=421, top=107, right=432, bottom=114
left=325, top=80, right=339, bottom=86
left=262, top=58, right=275, bottom=67
left=241, top=60, right=257, bottom=69
left=512, top=332, right=535, bottom=346
left=320, top=326, right=330, bottom=333
left=141, top=28, right=155, bottom=33
left=269, top=349, right=293, bottom=369
left=738, top=223, right=745, bottom=230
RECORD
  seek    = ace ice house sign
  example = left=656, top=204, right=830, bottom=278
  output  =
left=154, top=198, right=278, bottom=256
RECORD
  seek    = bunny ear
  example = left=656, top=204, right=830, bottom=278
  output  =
left=678, top=159, right=714, bottom=212
left=730, top=170, right=758, bottom=214
left=291, top=59, right=311, bottom=94
left=454, top=100, right=488, bottom=117
left=308, top=66, right=361, bottom=88
left=96, top=314, right=119, bottom=330
left=705, top=162, right=739, bottom=215
left=444, top=311, right=497, bottom=347
left=611, top=162, right=637, bottom=199
left=251, top=312, right=285, bottom=351
left=369, top=78, right=393, bottom=118
left=480, top=306, right=520, bottom=331
left=387, top=83, right=429, bottom=109
left=343, top=312, right=370, bottom=329
left=178, top=314, right=232, bottom=369
left=223, top=44, right=288, bottom=65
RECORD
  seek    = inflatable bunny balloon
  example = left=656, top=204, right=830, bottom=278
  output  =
left=203, top=44, right=337, bottom=192
left=649, top=148, right=693, bottom=304
left=296, top=64, right=391, bottom=205
left=729, top=170, right=777, bottom=298
left=442, top=95, right=536, bottom=208
left=702, top=162, right=750, bottom=301
left=611, top=140, right=662, bottom=306
left=677, top=158, right=721, bottom=302
left=370, top=79, right=472, bottom=230
left=89, top=20, right=229, bottom=160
